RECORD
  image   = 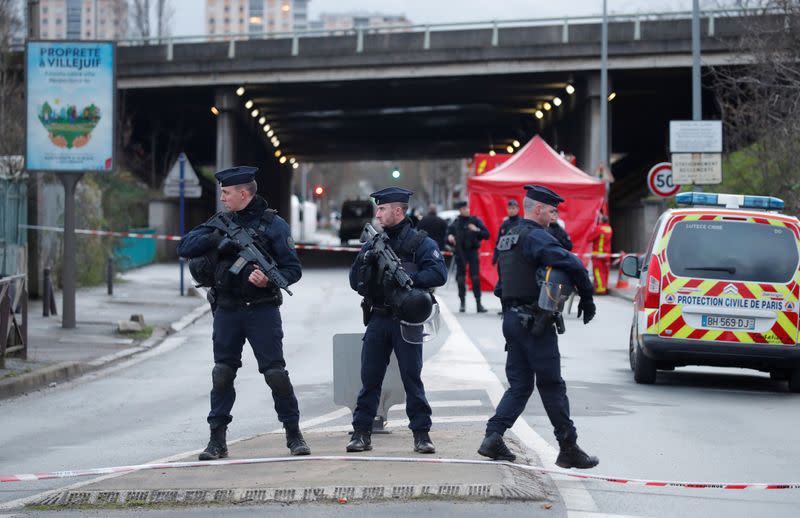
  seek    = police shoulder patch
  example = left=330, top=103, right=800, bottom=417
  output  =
left=433, top=250, right=440, bottom=258
left=287, top=236, right=295, bottom=248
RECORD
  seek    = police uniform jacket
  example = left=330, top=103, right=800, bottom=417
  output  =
left=492, top=214, right=521, bottom=264
left=349, top=218, right=447, bottom=307
left=177, top=195, right=302, bottom=306
left=496, top=219, right=592, bottom=304
left=447, top=215, right=490, bottom=252
left=417, top=214, right=449, bottom=250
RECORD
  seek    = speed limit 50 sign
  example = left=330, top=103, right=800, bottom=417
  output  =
left=647, top=162, right=681, bottom=198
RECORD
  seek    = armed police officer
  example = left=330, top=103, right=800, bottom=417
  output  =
left=478, top=185, right=599, bottom=469
left=447, top=200, right=490, bottom=313
left=177, top=166, right=311, bottom=460
left=492, top=199, right=521, bottom=265
left=347, top=187, right=447, bottom=454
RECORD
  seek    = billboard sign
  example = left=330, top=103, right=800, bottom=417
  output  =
left=26, top=41, right=116, bottom=173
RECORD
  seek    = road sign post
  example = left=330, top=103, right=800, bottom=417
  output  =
left=163, top=152, right=200, bottom=295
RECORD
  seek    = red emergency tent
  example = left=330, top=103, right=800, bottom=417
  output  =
left=467, top=135, right=606, bottom=291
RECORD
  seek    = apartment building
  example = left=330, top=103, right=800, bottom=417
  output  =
left=206, top=0, right=309, bottom=37
left=38, top=0, right=128, bottom=40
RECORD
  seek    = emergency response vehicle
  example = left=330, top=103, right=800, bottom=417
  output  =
left=621, top=192, right=800, bottom=391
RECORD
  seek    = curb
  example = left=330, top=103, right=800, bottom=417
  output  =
left=0, top=300, right=211, bottom=401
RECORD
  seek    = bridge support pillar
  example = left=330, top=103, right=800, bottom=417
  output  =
left=215, top=89, right=237, bottom=211
left=579, top=72, right=612, bottom=177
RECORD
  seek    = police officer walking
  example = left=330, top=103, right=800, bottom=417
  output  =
left=478, top=185, right=599, bottom=469
left=447, top=201, right=490, bottom=313
left=347, top=187, right=447, bottom=454
left=177, top=166, right=311, bottom=460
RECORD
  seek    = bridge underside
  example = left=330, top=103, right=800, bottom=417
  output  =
left=123, top=64, right=714, bottom=250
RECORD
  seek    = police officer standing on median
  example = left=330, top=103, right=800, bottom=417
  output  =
left=492, top=199, right=521, bottom=265
left=347, top=187, right=447, bottom=454
left=478, top=185, right=599, bottom=469
left=447, top=200, right=490, bottom=313
left=177, top=166, right=311, bottom=460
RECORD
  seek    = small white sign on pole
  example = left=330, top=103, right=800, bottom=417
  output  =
left=669, top=120, right=723, bottom=153
left=671, top=153, right=722, bottom=185
left=163, top=153, right=202, bottom=198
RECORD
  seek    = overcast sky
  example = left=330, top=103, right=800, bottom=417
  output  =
left=170, top=0, right=723, bottom=36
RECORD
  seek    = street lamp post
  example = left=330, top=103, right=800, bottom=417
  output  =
left=599, top=0, right=609, bottom=172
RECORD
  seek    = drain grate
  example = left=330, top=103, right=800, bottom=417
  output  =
left=392, top=485, right=414, bottom=498
left=303, top=488, right=325, bottom=501
left=438, top=485, right=460, bottom=496
left=274, top=489, right=296, bottom=502
left=124, top=491, right=149, bottom=504
left=243, top=489, right=268, bottom=502
left=65, top=492, right=90, bottom=505
left=362, top=487, right=384, bottom=499
left=150, top=490, right=178, bottom=503
left=95, top=491, right=120, bottom=505
left=184, top=490, right=207, bottom=503
left=469, top=484, right=491, bottom=497
left=333, top=487, right=355, bottom=499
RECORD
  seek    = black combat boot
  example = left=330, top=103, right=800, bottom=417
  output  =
left=198, top=425, right=228, bottom=461
left=459, top=296, right=466, bottom=313
left=556, top=442, right=599, bottom=469
left=474, top=289, right=487, bottom=313
left=284, top=423, right=311, bottom=456
left=346, top=429, right=372, bottom=452
left=413, top=431, right=436, bottom=454
left=477, top=432, right=516, bottom=462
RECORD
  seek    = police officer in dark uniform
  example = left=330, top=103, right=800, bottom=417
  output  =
left=447, top=201, right=490, bottom=313
left=347, top=187, right=447, bottom=454
left=478, top=185, right=599, bottom=469
left=492, top=199, right=521, bottom=265
left=177, top=166, right=310, bottom=460
left=548, top=208, right=573, bottom=251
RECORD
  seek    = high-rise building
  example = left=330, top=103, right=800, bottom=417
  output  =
left=38, top=0, right=128, bottom=40
left=310, top=12, right=411, bottom=31
left=206, top=0, right=309, bottom=37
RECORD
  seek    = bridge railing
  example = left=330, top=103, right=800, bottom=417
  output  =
left=113, top=6, right=779, bottom=60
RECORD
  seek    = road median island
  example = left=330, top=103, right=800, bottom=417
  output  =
left=29, top=424, right=549, bottom=508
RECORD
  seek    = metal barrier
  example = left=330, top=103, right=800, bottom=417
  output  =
left=0, top=274, right=27, bottom=369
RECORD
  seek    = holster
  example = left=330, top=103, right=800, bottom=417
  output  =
left=512, top=304, right=556, bottom=337
left=361, top=298, right=372, bottom=326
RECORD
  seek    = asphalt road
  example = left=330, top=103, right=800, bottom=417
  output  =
left=2, top=268, right=799, bottom=517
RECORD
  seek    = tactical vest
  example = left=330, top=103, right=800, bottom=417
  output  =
left=368, top=228, right=428, bottom=302
left=214, top=208, right=282, bottom=305
left=497, top=225, right=538, bottom=302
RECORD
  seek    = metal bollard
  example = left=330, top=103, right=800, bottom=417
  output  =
left=106, top=256, right=114, bottom=296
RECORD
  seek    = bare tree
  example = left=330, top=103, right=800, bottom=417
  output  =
left=129, top=0, right=173, bottom=40
left=711, top=0, right=800, bottom=212
left=0, top=0, right=24, bottom=176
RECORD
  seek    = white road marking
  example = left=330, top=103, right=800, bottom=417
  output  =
left=311, top=415, right=489, bottom=434
left=431, top=301, right=600, bottom=515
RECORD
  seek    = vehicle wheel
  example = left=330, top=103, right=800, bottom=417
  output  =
left=770, top=370, right=790, bottom=382
left=788, top=370, right=800, bottom=393
left=632, top=341, right=657, bottom=384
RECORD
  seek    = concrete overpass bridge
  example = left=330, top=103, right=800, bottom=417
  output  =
left=112, top=7, right=775, bottom=250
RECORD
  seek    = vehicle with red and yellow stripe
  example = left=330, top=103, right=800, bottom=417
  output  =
left=620, top=192, right=800, bottom=390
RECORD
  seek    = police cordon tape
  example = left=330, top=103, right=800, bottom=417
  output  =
left=1, top=455, right=798, bottom=489
left=19, top=225, right=634, bottom=261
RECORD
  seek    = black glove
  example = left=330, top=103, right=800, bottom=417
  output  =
left=577, top=297, right=596, bottom=324
left=206, top=229, right=225, bottom=248
left=217, top=237, right=240, bottom=254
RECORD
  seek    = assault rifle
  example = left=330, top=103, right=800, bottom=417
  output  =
left=207, top=213, right=293, bottom=296
left=359, top=223, right=413, bottom=291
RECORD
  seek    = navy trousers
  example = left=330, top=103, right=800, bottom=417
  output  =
left=208, top=304, right=300, bottom=427
left=455, top=249, right=481, bottom=299
left=486, top=310, right=577, bottom=446
left=352, top=314, right=432, bottom=432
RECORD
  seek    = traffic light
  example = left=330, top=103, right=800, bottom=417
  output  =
left=312, top=184, right=326, bottom=198
left=391, top=167, right=400, bottom=179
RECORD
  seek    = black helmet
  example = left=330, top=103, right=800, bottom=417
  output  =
left=395, top=288, right=434, bottom=324
left=188, top=250, right=217, bottom=287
